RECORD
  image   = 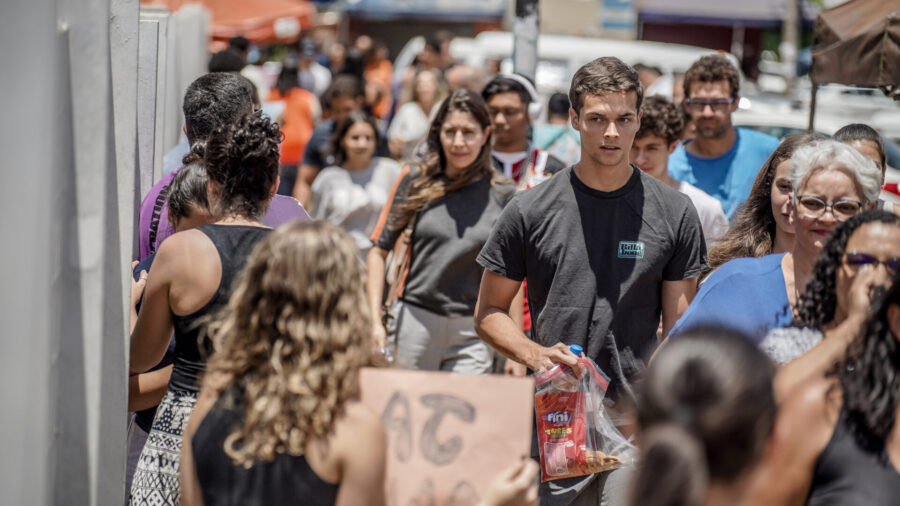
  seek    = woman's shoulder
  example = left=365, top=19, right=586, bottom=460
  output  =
left=714, top=252, right=786, bottom=278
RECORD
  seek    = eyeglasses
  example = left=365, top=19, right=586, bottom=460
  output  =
left=683, top=98, right=735, bottom=113
left=795, top=195, right=863, bottom=221
left=843, top=252, right=900, bottom=273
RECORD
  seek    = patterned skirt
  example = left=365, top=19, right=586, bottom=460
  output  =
left=128, top=389, right=198, bottom=506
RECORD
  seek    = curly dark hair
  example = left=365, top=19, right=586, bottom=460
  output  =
left=706, top=133, right=823, bottom=274
left=683, top=54, right=740, bottom=99
left=199, top=111, right=282, bottom=220
left=637, top=95, right=684, bottom=145
left=834, top=269, right=900, bottom=443
left=794, top=210, right=900, bottom=328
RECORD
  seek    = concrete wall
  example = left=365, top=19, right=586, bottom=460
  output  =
left=0, top=0, right=139, bottom=503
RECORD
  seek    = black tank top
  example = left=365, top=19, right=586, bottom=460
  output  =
left=192, top=396, right=340, bottom=506
left=169, top=224, right=271, bottom=393
left=806, top=406, right=900, bottom=505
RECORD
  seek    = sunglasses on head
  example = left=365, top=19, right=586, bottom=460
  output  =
left=843, top=252, right=900, bottom=272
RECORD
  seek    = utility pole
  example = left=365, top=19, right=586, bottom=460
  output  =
left=781, top=0, right=799, bottom=95
left=513, top=0, right=539, bottom=82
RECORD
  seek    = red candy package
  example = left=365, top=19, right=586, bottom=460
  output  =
left=534, top=349, right=634, bottom=482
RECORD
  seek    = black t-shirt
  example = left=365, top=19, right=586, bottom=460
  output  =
left=301, top=118, right=391, bottom=170
left=477, top=166, right=707, bottom=402
left=373, top=172, right=516, bottom=316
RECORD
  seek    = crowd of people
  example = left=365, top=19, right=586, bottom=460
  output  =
left=123, top=32, right=900, bottom=506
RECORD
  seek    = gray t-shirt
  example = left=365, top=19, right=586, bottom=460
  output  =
left=311, top=157, right=401, bottom=255
left=373, top=172, right=516, bottom=317
left=477, top=166, right=707, bottom=402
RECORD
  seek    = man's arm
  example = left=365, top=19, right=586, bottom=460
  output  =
left=475, top=269, right=577, bottom=372
left=660, top=277, right=698, bottom=337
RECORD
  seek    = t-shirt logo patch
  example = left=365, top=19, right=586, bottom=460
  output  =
left=617, top=241, right=645, bottom=259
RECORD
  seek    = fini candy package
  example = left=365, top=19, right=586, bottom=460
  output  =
left=533, top=345, right=634, bottom=482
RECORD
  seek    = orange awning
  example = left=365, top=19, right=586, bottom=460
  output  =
left=141, top=0, right=315, bottom=43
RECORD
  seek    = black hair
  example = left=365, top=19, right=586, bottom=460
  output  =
left=326, top=111, right=380, bottom=167
left=834, top=123, right=886, bottom=170
left=229, top=36, right=249, bottom=53
left=795, top=210, right=900, bottom=328
left=276, top=63, right=301, bottom=97
left=547, top=92, right=570, bottom=118
left=631, top=326, right=775, bottom=506
left=837, top=269, right=900, bottom=443
left=182, top=73, right=255, bottom=144
left=198, top=111, right=282, bottom=220
left=208, top=49, right=245, bottom=73
left=424, top=35, right=441, bottom=53
left=481, top=75, right=532, bottom=106
left=166, top=162, right=209, bottom=227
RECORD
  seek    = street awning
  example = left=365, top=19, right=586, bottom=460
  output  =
left=339, top=0, right=504, bottom=22
left=811, top=0, right=900, bottom=92
left=637, top=0, right=818, bottom=28
left=140, top=0, right=316, bottom=42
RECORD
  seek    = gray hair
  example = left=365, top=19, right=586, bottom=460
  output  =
left=790, top=139, right=882, bottom=203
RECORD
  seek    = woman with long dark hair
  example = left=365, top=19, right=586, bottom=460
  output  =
left=630, top=326, right=776, bottom=506
left=367, top=89, right=515, bottom=372
left=128, top=112, right=280, bottom=505
left=311, top=111, right=400, bottom=257
left=707, top=133, right=822, bottom=273
left=670, top=140, right=883, bottom=341
left=747, top=271, right=900, bottom=505
left=761, top=210, right=899, bottom=398
left=180, top=221, right=386, bottom=506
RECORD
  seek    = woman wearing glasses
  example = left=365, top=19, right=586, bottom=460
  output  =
left=762, top=210, right=899, bottom=399
left=668, top=140, right=882, bottom=342
left=745, top=271, right=900, bottom=506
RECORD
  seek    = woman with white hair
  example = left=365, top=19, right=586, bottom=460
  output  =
left=668, top=139, right=883, bottom=342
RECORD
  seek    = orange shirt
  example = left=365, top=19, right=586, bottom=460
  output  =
left=267, top=87, right=316, bottom=165
left=365, top=60, right=393, bottom=119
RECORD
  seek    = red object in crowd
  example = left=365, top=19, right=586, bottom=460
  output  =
left=140, top=0, right=315, bottom=43
left=884, top=182, right=899, bottom=198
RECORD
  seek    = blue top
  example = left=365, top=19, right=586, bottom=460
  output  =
left=669, top=253, right=792, bottom=343
left=668, top=127, right=779, bottom=219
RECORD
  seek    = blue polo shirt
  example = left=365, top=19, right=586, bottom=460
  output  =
left=669, top=253, right=792, bottom=342
left=668, top=127, right=779, bottom=219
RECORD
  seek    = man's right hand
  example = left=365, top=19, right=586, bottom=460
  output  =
left=526, top=342, right=580, bottom=375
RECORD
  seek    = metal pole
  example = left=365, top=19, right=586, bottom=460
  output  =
left=781, top=0, right=799, bottom=95
left=808, top=82, right=818, bottom=132
left=513, top=0, right=539, bottom=82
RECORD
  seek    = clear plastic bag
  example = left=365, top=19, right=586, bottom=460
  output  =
left=533, top=347, right=636, bottom=482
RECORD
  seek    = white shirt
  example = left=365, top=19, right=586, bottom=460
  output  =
left=678, top=181, right=730, bottom=246
left=492, top=151, right=528, bottom=179
left=311, top=157, right=402, bottom=257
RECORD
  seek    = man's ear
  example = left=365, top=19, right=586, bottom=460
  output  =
left=730, top=94, right=740, bottom=113
left=569, top=107, right=579, bottom=132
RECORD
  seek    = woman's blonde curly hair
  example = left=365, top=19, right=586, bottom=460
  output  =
left=203, top=220, right=373, bottom=467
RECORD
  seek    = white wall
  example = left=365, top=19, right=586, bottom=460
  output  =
left=0, top=0, right=139, bottom=503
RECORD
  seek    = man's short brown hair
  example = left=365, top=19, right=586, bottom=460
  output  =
left=637, top=95, right=684, bottom=145
left=569, top=57, right=643, bottom=115
left=683, top=54, right=740, bottom=99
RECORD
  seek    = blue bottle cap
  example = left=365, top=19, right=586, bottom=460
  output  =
left=569, top=344, right=583, bottom=357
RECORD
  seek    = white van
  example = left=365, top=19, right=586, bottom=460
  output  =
left=394, top=31, right=742, bottom=97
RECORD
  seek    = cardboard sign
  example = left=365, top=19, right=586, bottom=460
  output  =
left=359, top=368, right=534, bottom=506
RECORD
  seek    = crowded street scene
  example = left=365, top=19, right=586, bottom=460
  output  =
left=3, top=0, right=900, bottom=504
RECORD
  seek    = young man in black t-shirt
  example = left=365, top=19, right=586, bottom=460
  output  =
left=475, top=57, right=707, bottom=505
